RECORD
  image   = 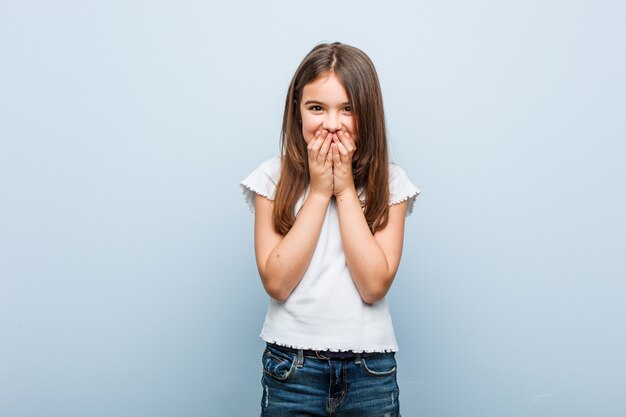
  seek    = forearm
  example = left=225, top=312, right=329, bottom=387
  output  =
left=336, top=189, right=391, bottom=303
left=263, top=192, right=330, bottom=301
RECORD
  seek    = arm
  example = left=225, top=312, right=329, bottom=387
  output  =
left=254, top=192, right=330, bottom=302
left=254, top=130, right=334, bottom=302
left=331, top=128, right=408, bottom=304
left=335, top=191, right=408, bottom=304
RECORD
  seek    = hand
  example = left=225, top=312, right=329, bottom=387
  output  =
left=331, top=129, right=356, bottom=197
left=307, top=129, right=334, bottom=199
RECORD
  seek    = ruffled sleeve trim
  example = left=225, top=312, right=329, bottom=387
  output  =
left=240, top=156, right=281, bottom=213
left=389, top=163, right=421, bottom=217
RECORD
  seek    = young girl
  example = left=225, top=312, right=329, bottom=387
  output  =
left=241, top=42, right=420, bottom=417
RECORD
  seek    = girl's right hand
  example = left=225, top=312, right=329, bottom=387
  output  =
left=307, top=129, right=333, bottom=199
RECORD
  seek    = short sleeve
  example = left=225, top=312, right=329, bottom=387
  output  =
left=240, top=156, right=282, bottom=213
left=389, top=163, right=421, bottom=217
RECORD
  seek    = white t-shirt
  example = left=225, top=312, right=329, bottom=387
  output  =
left=240, top=156, right=420, bottom=353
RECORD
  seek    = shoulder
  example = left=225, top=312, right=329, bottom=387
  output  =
left=240, top=156, right=282, bottom=213
left=388, top=162, right=421, bottom=216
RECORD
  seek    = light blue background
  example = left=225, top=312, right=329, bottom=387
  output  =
left=1, top=1, right=625, bottom=416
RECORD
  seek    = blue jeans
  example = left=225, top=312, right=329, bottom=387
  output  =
left=260, top=342, right=401, bottom=416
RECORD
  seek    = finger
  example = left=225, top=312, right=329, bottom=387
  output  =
left=331, top=134, right=341, bottom=163
left=311, top=130, right=326, bottom=152
left=318, top=132, right=332, bottom=163
left=326, top=143, right=333, bottom=166
left=308, top=131, right=322, bottom=160
left=308, top=131, right=325, bottom=164
left=332, top=143, right=341, bottom=166
left=334, top=136, right=352, bottom=167
left=335, top=136, right=349, bottom=157
left=325, top=133, right=335, bottom=164
left=338, top=130, right=356, bottom=153
left=342, top=128, right=355, bottom=140
left=307, top=130, right=321, bottom=149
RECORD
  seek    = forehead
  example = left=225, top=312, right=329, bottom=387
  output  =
left=301, top=72, right=349, bottom=101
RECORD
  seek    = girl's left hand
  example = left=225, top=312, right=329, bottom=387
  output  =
left=331, top=129, right=357, bottom=197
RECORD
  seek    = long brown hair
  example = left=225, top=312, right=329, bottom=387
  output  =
left=273, top=42, right=389, bottom=235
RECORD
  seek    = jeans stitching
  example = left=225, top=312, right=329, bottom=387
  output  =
left=361, top=355, right=397, bottom=376
left=262, top=350, right=297, bottom=381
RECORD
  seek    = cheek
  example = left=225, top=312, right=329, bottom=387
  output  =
left=301, top=118, right=320, bottom=143
left=346, top=119, right=357, bottom=139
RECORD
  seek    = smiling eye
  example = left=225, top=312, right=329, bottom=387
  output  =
left=310, top=105, right=323, bottom=111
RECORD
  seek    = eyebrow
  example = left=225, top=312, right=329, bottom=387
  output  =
left=303, top=100, right=351, bottom=106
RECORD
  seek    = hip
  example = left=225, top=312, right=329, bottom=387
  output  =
left=260, top=342, right=400, bottom=416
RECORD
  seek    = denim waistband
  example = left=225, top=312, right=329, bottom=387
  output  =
left=267, top=342, right=382, bottom=360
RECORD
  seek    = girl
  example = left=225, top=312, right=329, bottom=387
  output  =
left=241, top=42, right=420, bottom=417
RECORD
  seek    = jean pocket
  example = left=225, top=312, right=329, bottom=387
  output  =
left=262, top=345, right=297, bottom=381
left=360, top=353, right=397, bottom=376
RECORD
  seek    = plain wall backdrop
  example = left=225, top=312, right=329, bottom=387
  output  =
left=1, top=1, right=625, bottom=416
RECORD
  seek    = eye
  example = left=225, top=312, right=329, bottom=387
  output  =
left=344, top=106, right=352, bottom=112
left=309, top=105, right=323, bottom=112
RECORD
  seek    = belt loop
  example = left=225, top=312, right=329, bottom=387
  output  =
left=296, top=349, right=304, bottom=368
left=315, top=350, right=328, bottom=360
left=355, top=353, right=362, bottom=364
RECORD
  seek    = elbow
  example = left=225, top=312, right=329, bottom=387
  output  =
left=361, top=283, right=387, bottom=304
left=266, top=286, right=289, bottom=303
left=260, top=273, right=291, bottom=303
left=258, top=257, right=293, bottom=302
left=362, top=288, right=386, bottom=304
left=361, top=273, right=396, bottom=304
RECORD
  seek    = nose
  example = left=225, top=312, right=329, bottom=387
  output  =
left=322, top=112, right=342, bottom=132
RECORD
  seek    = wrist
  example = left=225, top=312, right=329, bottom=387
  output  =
left=334, top=186, right=357, bottom=201
left=308, top=190, right=332, bottom=203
